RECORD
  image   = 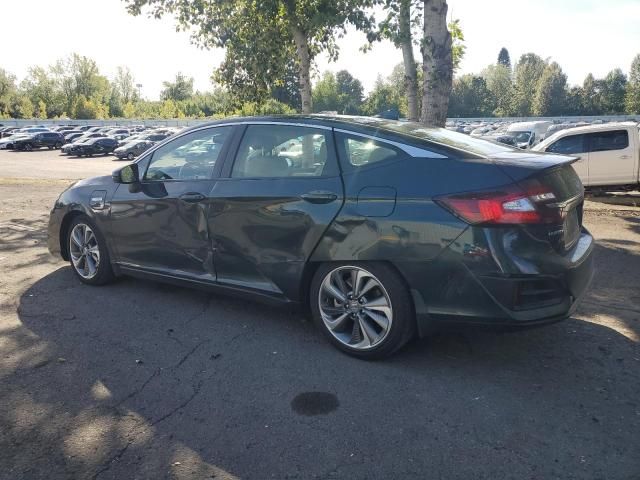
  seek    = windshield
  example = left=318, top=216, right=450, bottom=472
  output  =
left=507, top=131, right=532, bottom=143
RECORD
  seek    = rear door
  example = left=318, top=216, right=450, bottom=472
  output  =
left=207, top=122, right=344, bottom=301
left=545, top=133, right=589, bottom=185
left=586, top=129, right=635, bottom=186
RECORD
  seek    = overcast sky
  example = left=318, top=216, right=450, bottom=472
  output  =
left=1, top=0, right=639, bottom=99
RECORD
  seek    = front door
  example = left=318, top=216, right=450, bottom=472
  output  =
left=208, top=123, right=344, bottom=301
left=109, top=125, right=234, bottom=281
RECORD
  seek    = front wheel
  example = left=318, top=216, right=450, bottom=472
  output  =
left=127, top=152, right=134, bottom=160
left=67, top=216, right=114, bottom=285
left=24, top=143, right=33, bottom=151
left=310, top=263, right=415, bottom=359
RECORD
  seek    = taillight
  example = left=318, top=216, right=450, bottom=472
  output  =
left=435, top=183, right=561, bottom=225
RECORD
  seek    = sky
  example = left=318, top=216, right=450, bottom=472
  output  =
left=1, top=0, right=639, bottom=100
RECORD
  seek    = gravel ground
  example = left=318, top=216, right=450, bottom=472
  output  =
left=0, top=150, right=639, bottom=480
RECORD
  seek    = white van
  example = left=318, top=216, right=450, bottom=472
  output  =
left=506, top=121, right=553, bottom=149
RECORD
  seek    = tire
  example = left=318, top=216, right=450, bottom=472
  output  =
left=127, top=152, right=134, bottom=161
left=66, top=215, right=114, bottom=286
left=310, top=262, right=415, bottom=359
left=54, top=141, right=63, bottom=149
left=24, top=143, right=33, bottom=151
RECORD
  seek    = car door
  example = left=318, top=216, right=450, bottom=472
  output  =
left=207, top=122, right=344, bottom=301
left=109, top=125, right=235, bottom=281
left=586, top=129, right=634, bottom=186
left=545, top=133, right=589, bottom=185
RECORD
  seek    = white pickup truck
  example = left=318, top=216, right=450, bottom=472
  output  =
left=532, top=122, right=640, bottom=189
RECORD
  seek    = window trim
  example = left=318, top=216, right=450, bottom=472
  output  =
left=335, top=130, right=413, bottom=173
left=140, top=125, right=236, bottom=183
left=224, top=123, right=340, bottom=180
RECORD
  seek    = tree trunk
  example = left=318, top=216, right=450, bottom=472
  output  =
left=292, top=26, right=313, bottom=114
left=420, top=0, right=452, bottom=127
left=399, top=0, right=419, bottom=122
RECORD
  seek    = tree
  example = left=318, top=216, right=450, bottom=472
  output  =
left=601, top=68, right=627, bottom=114
left=497, top=48, right=511, bottom=69
left=161, top=73, right=194, bottom=102
left=313, top=71, right=340, bottom=112
left=368, top=0, right=421, bottom=121
left=335, top=70, right=364, bottom=114
left=512, top=53, right=546, bottom=116
left=482, top=64, right=513, bottom=116
left=270, top=59, right=302, bottom=110
left=12, top=96, right=34, bottom=119
left=448, top=75, right=494, bottom=117
left=0, top=69, right=17, bottom=115
left=533, top=62, right=567, bottom=116
left=364, top=75, right=403, bottom=116
left=420, top=0, right=453, bottom=126
left=625, top=54, right=640, bottom=114
left=113, top=66, right=138, bottom=104
left=124, top=0, right=375, bottom=114
left=581, top=73, right=602, bottom=115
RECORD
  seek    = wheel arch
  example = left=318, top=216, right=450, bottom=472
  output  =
left=59, top=210, right=87, bottom=261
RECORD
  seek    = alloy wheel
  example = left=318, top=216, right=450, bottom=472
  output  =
left=318, top=266, right=393, bottom=350
left=69, top=223, right=100, bottom=279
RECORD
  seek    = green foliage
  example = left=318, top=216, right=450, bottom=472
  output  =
left=601, top=68, right=627, bottom=114
left=448, top=75, right=494, bottom=117
left=449, top=19, right=465, bottom=72
left=481, top=64, right=513, bottom=116
left=363, top=75, right=403, bottom=116
left=625, top=54, right=640, bottom=114
left=497, top=48, right=511, bottom=69
left=161, top=73, right=194, bottom=102
left=233, top=98, right=296, bottom=116
left=312, top=70, right=364, bottom=114
left=533, top=62, right=567, bottom=116
left=512, top=53, right=547, bottom=116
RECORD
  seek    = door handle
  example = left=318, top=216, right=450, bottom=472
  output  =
left=620, top=155, right=630, bottom=159
left=300, top=191, right=338, bottom=204
left=179, top=192, right=206, bottom=203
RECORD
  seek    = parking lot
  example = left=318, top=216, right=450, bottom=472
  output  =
left=1, top=150, right=639, bottom=479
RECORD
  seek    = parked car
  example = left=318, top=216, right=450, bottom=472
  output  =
left=47, top=116, right=594, bottom=359
left=112, top=140, right=155, bottom=160
left=493, top=135, right=518, bottom=147
left=61, top=133, right=107, bottom=154
left=74, top=137, right=119, bottom=156
left=0, top=126, right=19, bottom=138
left=0, top=133, right=31, bottom=149
left=13, top=131, right=64, bottom=150
left=533, top=122, right=640, bottom=189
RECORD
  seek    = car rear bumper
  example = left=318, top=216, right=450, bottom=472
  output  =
left=399, top=228, right=595, bottom=336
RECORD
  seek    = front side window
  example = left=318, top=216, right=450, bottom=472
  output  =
left=144, top=126, right=231, bottom=181
left=232, top=125, right=330, bottom=178
left=547, top=134, right=585, bottom=154
left=587, top=130, right=629, bottom=152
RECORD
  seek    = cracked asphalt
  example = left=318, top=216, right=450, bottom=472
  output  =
left=1, top=150, right=639, bottom=479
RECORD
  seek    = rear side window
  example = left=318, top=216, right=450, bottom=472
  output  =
left=342, top=137, right=399, bottom=167
left=546, top=134, right=585, bottom=154
left=232, top=125, right=332, bottom=178
left=587, top=130, right=629, bottom=152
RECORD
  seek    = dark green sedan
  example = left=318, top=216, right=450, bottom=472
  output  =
left=48, top=115, right=594, bottom=358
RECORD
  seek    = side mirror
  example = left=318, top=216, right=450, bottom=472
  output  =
left=112, top=163, right=139, bottom=184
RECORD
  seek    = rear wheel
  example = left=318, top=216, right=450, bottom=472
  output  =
left=310, top=263, right=415, bottom=359
left=67, top=216, right=114, bottom=285
left=54, top=141, right=63, bottom=149
left=127, top=152, right=134, bottom=160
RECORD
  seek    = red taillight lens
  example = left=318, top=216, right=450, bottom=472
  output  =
left=435, top=184, right=559, bottom=225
